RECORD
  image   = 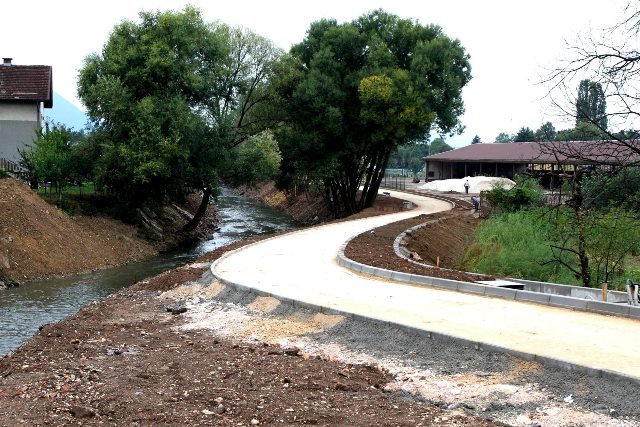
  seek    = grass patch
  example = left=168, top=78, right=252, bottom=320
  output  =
left=462, top=209, right=579, bottom=285
left=463, top=208, right=640, bottom=289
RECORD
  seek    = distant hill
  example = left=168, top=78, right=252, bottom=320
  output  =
left=43, top=93, right=89, bottom=131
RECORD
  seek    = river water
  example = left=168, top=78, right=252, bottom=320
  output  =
left=0, top=189, right=295, bottom=355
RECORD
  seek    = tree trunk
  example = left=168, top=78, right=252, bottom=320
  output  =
left=572, top=172, right=591, bottom=287
left=364, top=149, right=392, bottom=208
left=182, top=187, right=212, bottom=232
left=358, top=153, right=379, bottom=211
left=575, top=206, right=591, bottom=287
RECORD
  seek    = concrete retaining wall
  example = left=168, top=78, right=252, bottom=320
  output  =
left=508, top=277, right=628, bottom=303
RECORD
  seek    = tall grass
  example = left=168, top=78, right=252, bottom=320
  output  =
left=462, top=209, right=579, bottom=285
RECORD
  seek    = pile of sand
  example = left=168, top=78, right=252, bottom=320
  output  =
left=420, top=176, right=515, bottom=193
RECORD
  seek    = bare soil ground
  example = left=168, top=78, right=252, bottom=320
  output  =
left=345, top=207, right=492, bottom=283
left=404, top=210, right=480, bottom=270
left=0, top=178, right=157, bottom=281
left=236, top=182, right=409, bottom=225
left=0, top=244, right=500, bottom=427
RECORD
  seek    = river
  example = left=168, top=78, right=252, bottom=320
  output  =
left=0, top=189, right=296, bottom=355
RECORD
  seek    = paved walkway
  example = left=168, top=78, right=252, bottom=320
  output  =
left=212, top=190, right=640, bottom=381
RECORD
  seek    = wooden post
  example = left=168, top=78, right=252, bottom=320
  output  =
left=602, top=283, right=608, bottom=302
left=436, top=256, right=440, bottom=268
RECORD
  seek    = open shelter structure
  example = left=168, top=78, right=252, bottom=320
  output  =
left=423, top=141, right=638, bottom=187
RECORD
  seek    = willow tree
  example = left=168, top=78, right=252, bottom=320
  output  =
left=78, top=7, right=281, bottom=228
left=78, top=8, right=224, bottom=212
left=274, top=10, right=471, bottom=216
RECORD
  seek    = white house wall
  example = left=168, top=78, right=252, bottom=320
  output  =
left=0, top=103, right=39, bottom=163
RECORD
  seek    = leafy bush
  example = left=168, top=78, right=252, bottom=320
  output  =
left=228, top=131, right=282, bottom=186
left=582, top=166, right=640, bottom=210
left=583, top=207, right=640, bottom=286
left=0, top=169, right=9, bottom=179
left=463, top=205, right=640, bottom=289
left=484, top=176, right=544, bottom=213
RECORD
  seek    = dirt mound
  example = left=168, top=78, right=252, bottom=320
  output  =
left=235, top=182, right=332, bottom=224
left=0, top=241, right=499, bottom=427
left=0, top=178, right=157, bottom=281
left=345, top=209, right=492, bottom=283
left=405, top=212, right=480, bottom=269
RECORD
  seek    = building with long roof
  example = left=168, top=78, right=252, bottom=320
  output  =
left=423, top=141, right=637, bottom=187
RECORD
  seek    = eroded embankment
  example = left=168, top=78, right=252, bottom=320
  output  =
left=0, top=178, right=157, bottom=281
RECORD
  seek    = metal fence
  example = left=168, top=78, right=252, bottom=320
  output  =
left=384, top=168, right=410, bottom=177
left=380, top=175, right=406, bottom=191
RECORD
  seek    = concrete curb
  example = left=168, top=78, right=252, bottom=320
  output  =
left=344, top=218, right=640, bottom=320
left=392, top=217, right=489, bottom=280
left=210, top=258, right=640, bottom=387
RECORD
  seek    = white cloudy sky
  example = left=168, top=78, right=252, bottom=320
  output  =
left=1, top=0, right=627, bottom=146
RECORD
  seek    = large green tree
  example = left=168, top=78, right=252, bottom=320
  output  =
left=78, top=7, right=281, bottom=228
left=429, top=137, right=453, bottom=155
left=534, top=122, right=557, bottom=142
left=494, top=132, right=514, bottom=143
left=274, top=10, right=470, bottom=215
left=514, top=127, right=535, bottom=142
left=78, top=7, right=224, bottom=216
left=555, top=122, right=608, bottom=141
left=576, top=79, right=607, bottom=130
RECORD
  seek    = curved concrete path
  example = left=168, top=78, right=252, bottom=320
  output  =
left=213, top=190, right=640, bottom=381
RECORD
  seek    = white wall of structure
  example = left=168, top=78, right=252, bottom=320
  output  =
left=0, top=103, right=39, bottom=121
left=0, top=102, right=40, bottom=163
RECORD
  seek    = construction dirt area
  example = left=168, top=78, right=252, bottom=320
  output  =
left=1, top=231, right=639, bottom=426
left=345, top=207, right=489, bottom=283
left=1, top=183, right=639, bottom=426
left=0, top=178, right=158, bottom=281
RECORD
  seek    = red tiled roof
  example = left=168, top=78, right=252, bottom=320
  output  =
left=0, top=65, right=52, bottom=108
left=425, top=141, right=639, bottom=165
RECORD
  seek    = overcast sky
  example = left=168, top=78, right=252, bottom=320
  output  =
left=1, top=0, right=627, bottom=146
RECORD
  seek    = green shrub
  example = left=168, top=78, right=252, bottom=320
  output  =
left=582, top=166, right=640, bottom=210
left=484, top=176, right=544, bottom=213
left=0, top=169, right=9, bottom=179
left=462, top=209, right=578, bottom=284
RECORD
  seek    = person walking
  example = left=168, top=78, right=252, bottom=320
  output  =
left=464, top=179, right=470, bottom=194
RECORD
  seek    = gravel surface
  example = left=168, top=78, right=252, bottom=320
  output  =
left=0, top=246, right=499, bottom=427
left=179, top=272, right=640, bottom=427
